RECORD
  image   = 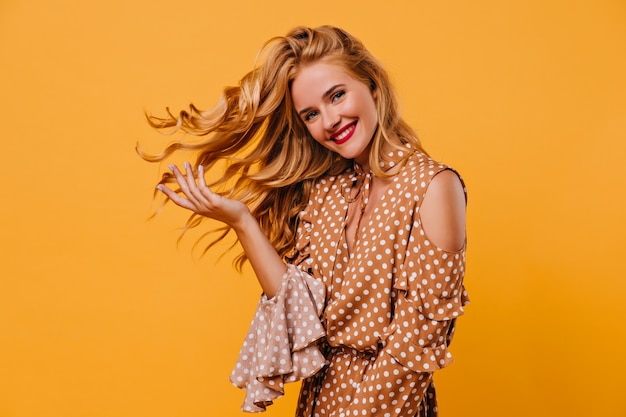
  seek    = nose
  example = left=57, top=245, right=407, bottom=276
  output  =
left=323, top=108, right=341, bottom=131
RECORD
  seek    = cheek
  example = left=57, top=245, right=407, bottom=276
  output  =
left=365, top=95, right=378, bottom=121
left=306, top=123, right=326, bottom=144
left=366, top=101, right=379, bottom=127
left=353, top=93, right=378, bottom=125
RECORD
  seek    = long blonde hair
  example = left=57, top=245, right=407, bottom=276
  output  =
left=138, top=25, right=426, bottom=269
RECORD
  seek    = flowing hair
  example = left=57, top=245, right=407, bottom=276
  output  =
left=137, top=25, right=426, bottom=269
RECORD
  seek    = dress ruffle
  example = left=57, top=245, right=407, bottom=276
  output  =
left=230, top=264, right=326, bottom=412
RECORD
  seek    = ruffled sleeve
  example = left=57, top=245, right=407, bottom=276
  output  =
left=230, top=264, right=326, bottom=412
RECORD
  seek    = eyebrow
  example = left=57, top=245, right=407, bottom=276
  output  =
left=297, top=84, right=346, bottom=117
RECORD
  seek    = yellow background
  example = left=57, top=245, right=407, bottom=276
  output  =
left=1, top=0, right=625, bottom=416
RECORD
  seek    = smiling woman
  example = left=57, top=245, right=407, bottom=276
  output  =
left=139, top=25, right=468, bottom=417
left=291, top=62, right=379, bottom=169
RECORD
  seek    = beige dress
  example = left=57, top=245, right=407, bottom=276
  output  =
left=231, top=151, right=469, bottom=416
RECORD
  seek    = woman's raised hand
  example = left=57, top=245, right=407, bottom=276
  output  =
left=157, top=162, right=286, bottom=297
left=156, top=162, right=250, bottom=229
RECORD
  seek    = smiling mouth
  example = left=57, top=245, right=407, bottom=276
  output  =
left=331, top=121, right=357, bottom=145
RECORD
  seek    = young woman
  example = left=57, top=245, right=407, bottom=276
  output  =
left=141, top=25, right=469, bottom=417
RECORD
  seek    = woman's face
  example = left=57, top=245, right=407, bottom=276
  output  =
left=291, top=61, right=378, bottom=169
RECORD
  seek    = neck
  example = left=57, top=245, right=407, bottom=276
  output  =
left=356, top=161, right=370, bottom=172
left=354, top=154, right=370, bottom=172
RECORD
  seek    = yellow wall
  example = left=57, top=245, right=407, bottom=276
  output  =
left=1, top=1, right=625, bottom=416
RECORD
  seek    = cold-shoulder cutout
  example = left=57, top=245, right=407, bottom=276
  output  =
left=419, top=169, right=466, bottom=252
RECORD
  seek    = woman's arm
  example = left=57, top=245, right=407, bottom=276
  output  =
left=156, top=162, right=286, bottom=298
left=419, top=168, right=467, bottom=251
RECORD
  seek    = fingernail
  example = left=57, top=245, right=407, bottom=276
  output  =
left=184, top=161, right=191, bottom=170
left=156, top=185, right=163, bottom=191
left=168, top=164, right=174, bottom=171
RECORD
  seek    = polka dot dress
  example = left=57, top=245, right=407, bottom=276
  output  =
left=231, top=151, right=469, bottom=416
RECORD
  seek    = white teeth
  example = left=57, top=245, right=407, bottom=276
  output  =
left=334, top=124, right=354, bottom=141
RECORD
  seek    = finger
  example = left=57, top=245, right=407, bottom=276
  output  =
left=169, top=163, right=201, bottom=206
left=156, top=184, right=196, bottom=211
left=183, top=162, right=211, bottom=206
left=197, top=164, right=207, bottom=188
left=183, top=162, right=199, bottom=191
left=168, top=164, right=189, bottom=191
left=196, top=165, right=217, bottom=201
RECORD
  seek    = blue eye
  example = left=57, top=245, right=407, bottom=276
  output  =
left=304, top=110, right=319, bottom=121
left=331, top=91, right=345, bottom=101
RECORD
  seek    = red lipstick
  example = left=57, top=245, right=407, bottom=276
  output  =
left=330, top=121, right=357, bottom=145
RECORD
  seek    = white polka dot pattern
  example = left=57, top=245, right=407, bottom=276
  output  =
left=230, top=264, right=327, bottom=412
left=233, top=151, right=469, bottom=416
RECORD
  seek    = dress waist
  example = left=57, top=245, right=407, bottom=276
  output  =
left=323, top=340, right=383, bottom=362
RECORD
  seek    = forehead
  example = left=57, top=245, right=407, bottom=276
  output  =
left=291, top=62, right=357, bottom=106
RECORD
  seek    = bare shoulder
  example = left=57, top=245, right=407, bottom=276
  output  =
left=419, top=169, right=467, bottom=252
